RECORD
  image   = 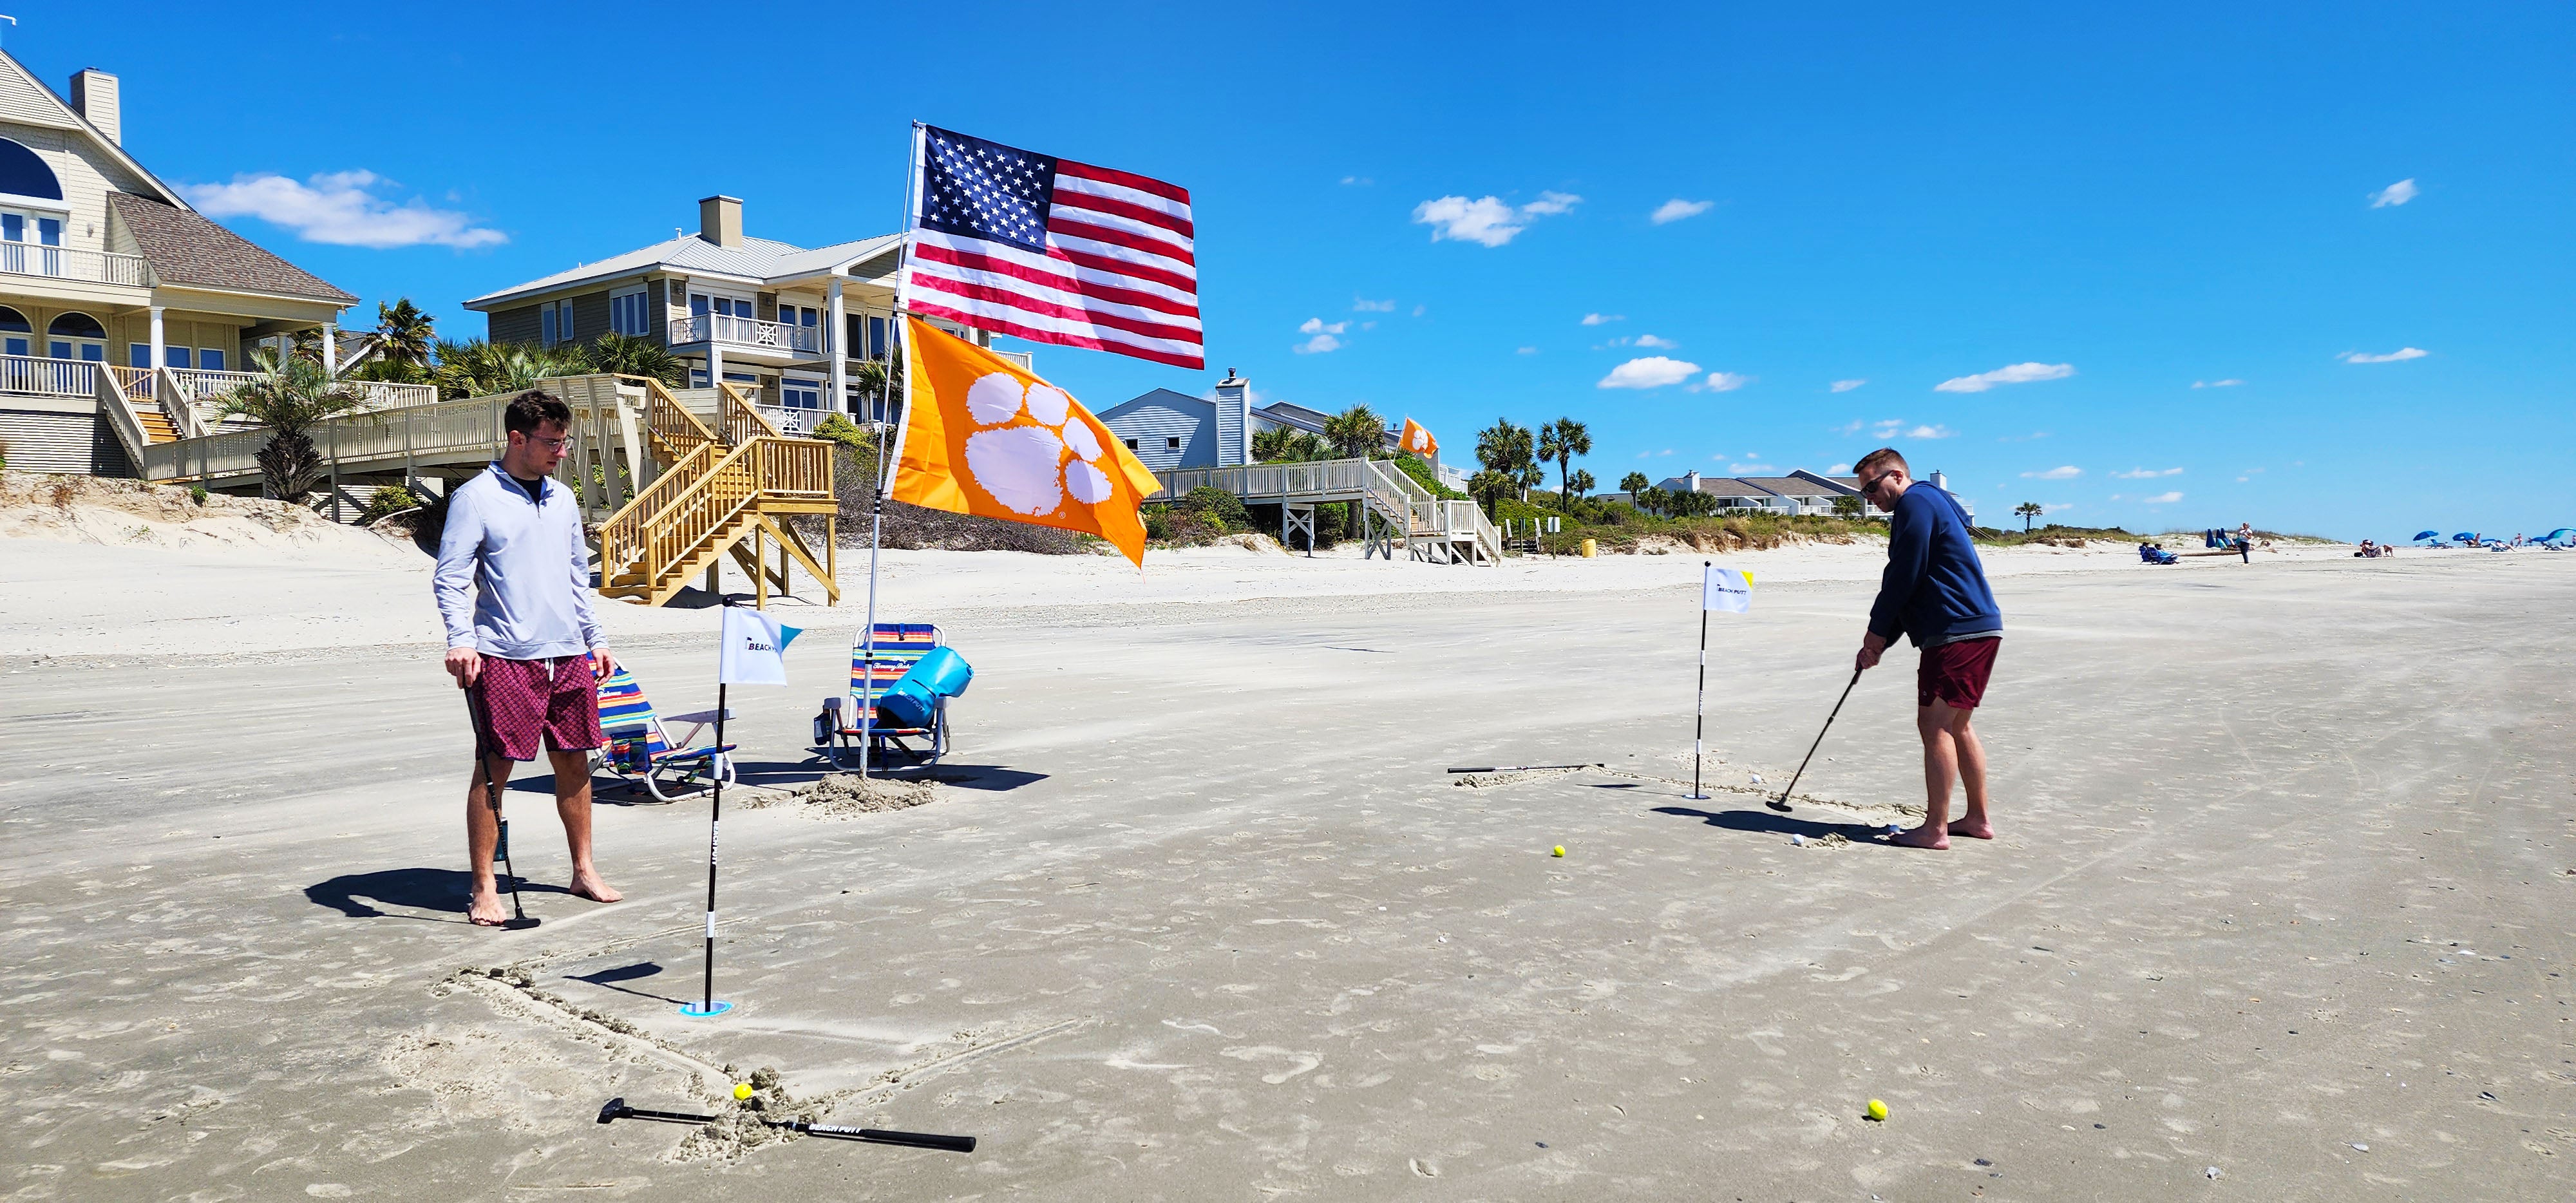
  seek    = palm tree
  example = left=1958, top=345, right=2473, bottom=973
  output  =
left=1321, top=404, right=1387, bottom=460
left=1467, top=469, right=1515, bottom=515
left=849, top=359, right=905, bottom=420
left=1537, top=417, right=1592, bottom=508
left=1565, top=468, right=1595, bottom=503
left=372, top=298, right=437, bottom=372
left=1636, top=486, right=1669, bottom=516
left=214, top=349, right=370, bottom=501
left=1620, top=470, right=1650, bottom=497
left=1475, top=418, right=1542, bottom=501
left=1252, top=426, right=1327, bottom=462
left=583, top=332, right=687, bottom=388
left=432, top=338, right=588, bottom=401
left=2014, top=501, right=2045, bottom=532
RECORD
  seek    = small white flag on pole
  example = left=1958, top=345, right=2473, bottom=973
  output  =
left=1702, top=565, right=1753, bottom=612
left=1689, top=562, right=1752, bottom=800
left=717, top=607, right=802, bottom=685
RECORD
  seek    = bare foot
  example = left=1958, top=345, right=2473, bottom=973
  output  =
left=468, top=887, right=510, bottom=927
left=569, top=871, right=623, bottom=904
left=1888, top=824, right=1950, bottom=850
left=1947, top=819, right=1996, bottom=840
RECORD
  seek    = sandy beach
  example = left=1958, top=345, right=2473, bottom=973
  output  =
left=3, top=498, right=2569, bottom=1200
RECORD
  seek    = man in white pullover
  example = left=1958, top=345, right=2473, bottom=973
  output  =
left=432, top=391, right=622, bottom=926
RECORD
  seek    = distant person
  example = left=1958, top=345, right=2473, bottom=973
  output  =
left=433, top=390, right=623, bottom=927
left=1852, top=448, right=2003, bottom=851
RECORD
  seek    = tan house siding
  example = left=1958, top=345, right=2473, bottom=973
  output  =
left=490, top=304, right=540, bottom=346
left=0, top=121, right=158, bottom=256
left=755, top=292, right=777, bottom=322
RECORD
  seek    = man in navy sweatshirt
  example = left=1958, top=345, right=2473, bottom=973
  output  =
left=1852, top=448, right=2003, bottom=850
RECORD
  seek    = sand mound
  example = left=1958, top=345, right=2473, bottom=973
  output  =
left=740, top=773, right=938, bottom=818
left=0, top=470, right=411, bottom=560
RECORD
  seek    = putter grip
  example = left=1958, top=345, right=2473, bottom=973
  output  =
left=810, top=1123, right=976, bottom=1152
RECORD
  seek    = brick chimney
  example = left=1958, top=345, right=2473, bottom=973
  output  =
left=697, top=196, right=743, bottom=248
left=70, top=70, right=120, bottom=145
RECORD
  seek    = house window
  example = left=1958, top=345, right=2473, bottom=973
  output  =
left=610, top=289, right=648, bottom=336
left=782, top=377, right=822, bottom=410
left=1124, top=438, right=1138, bottom=450
left=1166, top=436, right=1180, bottom=450
left=129, top=343, right=149, bottom=368
left=540, top=303, right=557, bottom=347
left=47, top=312, right=104, bottom=361
left=167, top=346, right=191, bottom=370
left=0, top=305, right=24, bottom=358
left=199, top=348, right=223, bottom=371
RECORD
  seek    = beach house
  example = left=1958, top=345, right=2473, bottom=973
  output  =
left=1097, top=369, right=1468, bottom=486
left=462, top=197, right=1006, bottom=433
left=0, top=51, right=360, bottom=476
left=1631, top=468, right=1967, bottom=519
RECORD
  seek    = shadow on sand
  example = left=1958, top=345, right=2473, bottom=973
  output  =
left=305, top=867, right=571, bottom=920
left=565, top=960, right=685, bottom=1005
left=1651, top=805, right=1893, bottom=847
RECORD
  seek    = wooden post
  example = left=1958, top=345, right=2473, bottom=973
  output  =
left=753, top=524, right=768, bottom=609
left=826, top=516, right=837, bottom=605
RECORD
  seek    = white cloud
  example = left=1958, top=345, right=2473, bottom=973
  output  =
left=2192, top=379, right=2244, bottom=388
left=2339, top=347, right=2427, bottom=363
left=1691, top=372, right=1754, bottom=393
left=1649, top=198, right=1712, bottom=224
left=1515, top=346, right=1538, bottom=355
left=1729, top=462, right=1777, bottom=474
left=2112, top=467, right=2183, bottom=479
left=1870, top=419, right=1955, bottom=439
left=1411, top=304, right=1425, bottom=317
left=1832, top=419, right=1864, bottom=436
left=1298, top=317, right=1347, bottom=335
left=1830, top=379, right=1866, bottom=393
left=2020, top=465, right=2082, bottom=480
left=1352, top=298, right=1396, bottom=312
left=1906, top=425, right=1956, bottom=439
left=1341, top=175, right=1372, bottom=185
left=1581, top=312, right=1624, bottom=325
left=1598, top=356, right=1701, bottom=389
left=1935, top=362, right=2075, bottom=393
left=180, top=170, right=506, bottom=249
left=1826, top=462, right=1852, bottom=475
left=1293, top=334, right=1341, bottom=354
left=2369, top=178, right=2418, bottom=207
left=1633, top=334, right=1680, bottom=349
left=1412, top=191, right=1580, bottom=245
left=2141, top=491, right=2184, bottom=504
left=1658, top=448, right=1675, bottom=457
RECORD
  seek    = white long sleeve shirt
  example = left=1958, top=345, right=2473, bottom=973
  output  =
left=431, top=462, right=603, bottom=659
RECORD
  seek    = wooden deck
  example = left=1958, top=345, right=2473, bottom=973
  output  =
left=1157, top=459, right=1502, bottom=565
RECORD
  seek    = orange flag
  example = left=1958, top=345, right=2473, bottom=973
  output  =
left=1399, top=417, right=1439, bottom=457
left=893, top=317, right=1163, bottom=566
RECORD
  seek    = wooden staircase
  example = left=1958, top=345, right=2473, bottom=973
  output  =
left=594, top=381, right=841, bottom=607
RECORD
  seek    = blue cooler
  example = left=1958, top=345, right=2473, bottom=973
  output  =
left=875, top=647, right=972, bottom=729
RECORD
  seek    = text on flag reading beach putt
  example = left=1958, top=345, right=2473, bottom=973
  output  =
left=893, top=316, right=1162, bottom=567
left=904, top=124, right=1203, bottom=369
left=1703, top=565, right=1754, bottom=612
left=717, top=607, right=802, bottom=686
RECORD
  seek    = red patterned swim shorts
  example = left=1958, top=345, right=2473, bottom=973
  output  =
left=1917, top=637, right=2000, bottom=710
left=469, top=654, right=603, bottom=761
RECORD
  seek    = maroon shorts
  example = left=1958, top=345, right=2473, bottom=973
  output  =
left=1918, top=637, right=2000, bottom=710
left=469, top=654, right=603, bottom=761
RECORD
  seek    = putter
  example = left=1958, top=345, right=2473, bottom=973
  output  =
left=1444, top=763, right=1602, bottom=774
left=1770, top=667, right=1862, bottom=813
left=462, top=681, right=539, bottom=930
left=597, top=1097, right=976, bottom=1153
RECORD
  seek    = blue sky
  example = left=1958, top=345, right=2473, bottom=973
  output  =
left=26, top=2, right=2570, bottom=538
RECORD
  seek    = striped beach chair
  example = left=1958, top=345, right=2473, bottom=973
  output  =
left=815, top=623, right=949, bottom=768
left=594, top=667, right=735, bottom=803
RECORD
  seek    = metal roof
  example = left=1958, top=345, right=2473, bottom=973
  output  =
left=463, top=232, right=902, bottom=310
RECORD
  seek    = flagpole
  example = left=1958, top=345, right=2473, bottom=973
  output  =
left=685, top=605, right=733, bottom=1017
left=1690, top=560, right=1711, bottom=800
left=859, top=123, right=928, bottom=782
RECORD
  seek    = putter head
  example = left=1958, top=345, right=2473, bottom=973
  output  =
left=1766, top=798, right=1794, bottom=813
left=502, top=916, right=540, bottom=931
left=597, top=1097, right=629, bottom=1124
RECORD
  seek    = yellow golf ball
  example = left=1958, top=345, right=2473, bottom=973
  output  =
left=1866, top=1099, right=1889, bottom=1121
left=1551, top=845, right=1566, bottom=858
left=733, top=1083, right=755, bottom=1101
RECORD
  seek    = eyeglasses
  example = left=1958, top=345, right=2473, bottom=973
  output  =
left=522, top=435, right=571, bottom=451
left=1857, top=470, right=1900, bottom=495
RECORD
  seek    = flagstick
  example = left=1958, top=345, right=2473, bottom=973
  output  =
left=1690, top=560, right=1711, bottom=800
left=685, top=652, right=733, bottom=1016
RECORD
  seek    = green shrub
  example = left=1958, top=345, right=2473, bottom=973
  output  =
left=811, top=412, right=875, bottom=456
left=1389, top=453, right=1467, bottom=500
left=357, top=485, right=419, bottom=524
left=1178, top=485, right=1250, bottom=530
left=189, top=484, right=208, bottom=506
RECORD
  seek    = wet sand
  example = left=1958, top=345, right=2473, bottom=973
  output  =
left=3, top=544, right=2570, bottom=1199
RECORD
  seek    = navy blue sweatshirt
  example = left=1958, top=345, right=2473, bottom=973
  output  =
left=1867, top=484, right=2003, bottom=647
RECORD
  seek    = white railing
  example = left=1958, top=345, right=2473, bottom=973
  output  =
left=757, top=404, right=823, bottom=435
left=0, top=353, right=99, bottom=397
left=143, top=392, right=518, bottom=484
left=1155, top=456, right=1501, bottom=562
left=169, top=367, right=263, bottom=408
left=0, top=243, right=153, bottom=287
left=667, top=312, right=824, bottom=354
left=350, top=379, right=440, bottom=409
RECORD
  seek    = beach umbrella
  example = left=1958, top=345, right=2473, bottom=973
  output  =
left=2453, top=533, right=2477, bottom=543
left=2412, top=530, right=2439, bottom=541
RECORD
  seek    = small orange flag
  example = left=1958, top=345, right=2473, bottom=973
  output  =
left=1399, top=417, right=1439, bottom=457
left=893, top=317, right=1163, bottom=566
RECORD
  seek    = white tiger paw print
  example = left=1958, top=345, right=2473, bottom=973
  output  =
left=962, top=372, right=1113, bottom=516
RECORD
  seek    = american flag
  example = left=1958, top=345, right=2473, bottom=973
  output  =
left=902, top=125, right=1203, bottom=370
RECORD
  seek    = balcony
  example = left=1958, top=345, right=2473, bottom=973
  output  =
left=0, top=243, right=153, bottom=289
left=667, top=312, right=822, bottom=356
left=0, top=352, right=102, bottom=397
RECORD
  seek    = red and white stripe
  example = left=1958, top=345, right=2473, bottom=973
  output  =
left=906, top=158, right=1204, bottom=370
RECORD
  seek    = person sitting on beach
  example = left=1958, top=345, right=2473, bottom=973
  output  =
left=432, top=390, right=623, bottom=927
